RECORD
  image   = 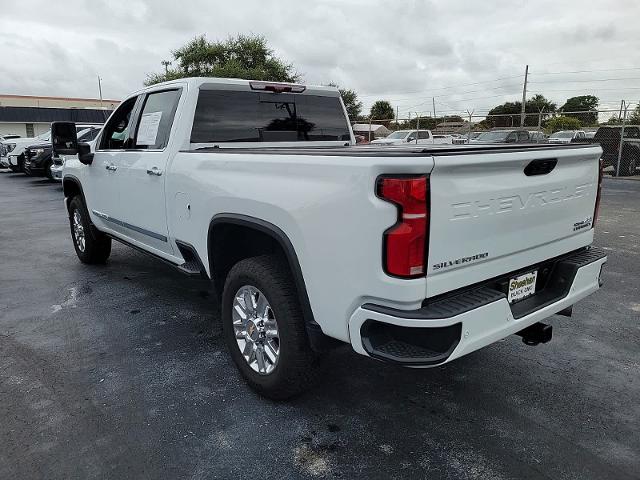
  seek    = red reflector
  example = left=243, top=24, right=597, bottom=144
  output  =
left=593, top=159, right=604, bottom=228
left=249, top=81, right=306, bottom=93
left=377, top=176, right=429, bottom=278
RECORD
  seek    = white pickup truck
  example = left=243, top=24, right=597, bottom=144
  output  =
left=371, top=129, right=452, bottom=146
left=52, top=77, right=606, bottom=399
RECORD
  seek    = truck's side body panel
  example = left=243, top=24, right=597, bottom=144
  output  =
left=165, top=151, right=435, bottom=342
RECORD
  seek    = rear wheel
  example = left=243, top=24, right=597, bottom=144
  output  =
left=221, top=255, right=321, bottom=400
left=68, top=196, right=111, bottom=264
left=44, top=160, right=54, bottom=180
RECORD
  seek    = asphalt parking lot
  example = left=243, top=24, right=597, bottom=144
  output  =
left=0, top=171, right=638, bottom=480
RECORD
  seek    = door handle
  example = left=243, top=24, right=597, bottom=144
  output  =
left=146, top=167, right=163, bottom=176
left=105, top=163, right=117, bottom=171
left=524, top=158, right=557, bottom=176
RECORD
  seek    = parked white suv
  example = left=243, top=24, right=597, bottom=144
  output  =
left=0, top=134, right=22, bottom=168
left=5, top=130, right=51, bottom=172
left=549, top=130, right=586, bottom=144
left=371, top=129, right=435, bottom=145
left=52, top=77, right=607, bottom=399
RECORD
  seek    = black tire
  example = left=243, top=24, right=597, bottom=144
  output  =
left=618, top=145, right=639, bottom=176
left=17, top=154, right=25, bottom=173
left=68, top=196, right=112, bottom=264
left=44, top=160, right=53, bottom=180
left=221, top=255, right=321, bottom=400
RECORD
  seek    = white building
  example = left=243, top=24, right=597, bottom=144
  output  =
left=351, top=123, right=392, bottom=140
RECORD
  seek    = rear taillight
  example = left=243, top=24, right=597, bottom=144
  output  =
left=593, top=159, right=604, bottom=228
left=377, top=175, right=429, bottom=278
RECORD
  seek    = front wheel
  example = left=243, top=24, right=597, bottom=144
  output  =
left=44, top=160, right=54, bottom=180
left=68, top=196, right=112, bottom=264
left=221, top=255, right=321, bottom=400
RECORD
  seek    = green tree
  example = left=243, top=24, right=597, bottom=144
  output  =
left=399, top=115, right=464, bottom=130
left=486, top=101, right=521, bottom=128
left=328, top=83, right=362, bottom=119
left=145, top=34, right=299, bottom=85
left=627, top=104, right=640, bottom=124
left=370, top=100, right=395, bottom=123
left=559, top=95, right=599, bottom=126
left=486, top=95, right=556, bottom=128
left=545, top=115, right=582, bottom=133
left=604, top=115, right=623, bottom=125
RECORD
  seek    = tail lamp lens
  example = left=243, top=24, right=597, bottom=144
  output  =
left=377, top=175, right=429, bottom=278
left=593, top=159, right=604, bottom=228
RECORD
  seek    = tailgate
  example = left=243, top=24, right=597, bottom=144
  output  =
left=426, top=145, right=601, bottom=297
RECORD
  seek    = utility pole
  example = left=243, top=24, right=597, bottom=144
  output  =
left=520, top=64, right=529, bottom=127
left=618, top=100, right=624, bottom=120
left=161, top=60, right=171, bottom=74
left=432, top=97, right=436, bottom=119
left=97, top=75, right=103, bottom=108
left=396, top=106, right=399, bottom=127
left=616, top=100, right=628, bottom=177
left=415, top=113, right=420, bottom=144
left=537, top=107, right=545, bottom=140
left=466, top=109, right=474, bottom=143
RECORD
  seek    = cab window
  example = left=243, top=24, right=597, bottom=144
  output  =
left=134, top=89, right=182, bottom=149
left=418, top=131, right=430, bottom=140
left=99, top=97, right=138, bottom=150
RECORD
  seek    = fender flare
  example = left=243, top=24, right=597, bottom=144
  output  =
left=62, top=175, right=101, bottom=240
left=208, top=214, right=336, bottom=350
left=62, top=174, right=87, bottom=212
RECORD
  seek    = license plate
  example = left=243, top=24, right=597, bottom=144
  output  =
left=508, top=270, right=538, bottom=303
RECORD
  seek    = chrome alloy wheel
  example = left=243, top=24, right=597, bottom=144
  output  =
left=232, top=286, right=280, bottom=375
left=72, top=210, right=86, bottom=252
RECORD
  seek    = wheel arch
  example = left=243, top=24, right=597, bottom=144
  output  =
left=208, top=214, right=338, bottom=351
left=62, top=175, right=86, bottom=209
left=62, top=175, right=98, bottom=241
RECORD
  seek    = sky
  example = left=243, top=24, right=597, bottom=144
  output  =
left=1, top=0, right=639, bottom=120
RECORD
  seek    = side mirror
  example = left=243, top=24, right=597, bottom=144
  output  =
left=51, top=121, right=78, bottom=155
left=78, top=142, right=94, bottom=165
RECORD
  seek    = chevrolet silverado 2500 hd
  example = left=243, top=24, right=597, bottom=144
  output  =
left=51, top=77, right=607, bottom=399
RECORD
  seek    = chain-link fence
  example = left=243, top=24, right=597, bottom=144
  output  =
left=351, top=107, right=639, bottom=176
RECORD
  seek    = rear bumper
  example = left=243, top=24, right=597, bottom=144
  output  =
left=349, top=247, right=607, bottom=366
left=51, top=164, right=63, bottom=180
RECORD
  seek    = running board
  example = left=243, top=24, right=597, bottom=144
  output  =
left=175, top=240, right=208, bottom=278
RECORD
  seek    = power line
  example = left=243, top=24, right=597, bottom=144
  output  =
left=357, top=74, right=523, bottom=99
left=529, top=87, right=640, bottom=93
left=530, top=66, right=640, bottom=76
left=529, top=77, right=640, bottom=84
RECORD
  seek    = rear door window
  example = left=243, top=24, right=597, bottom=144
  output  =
left=134, top=89, right=182, bottom=149
left=418, top=131, right=430, bottom=140
left=191, top=90, right=351, bottom=143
